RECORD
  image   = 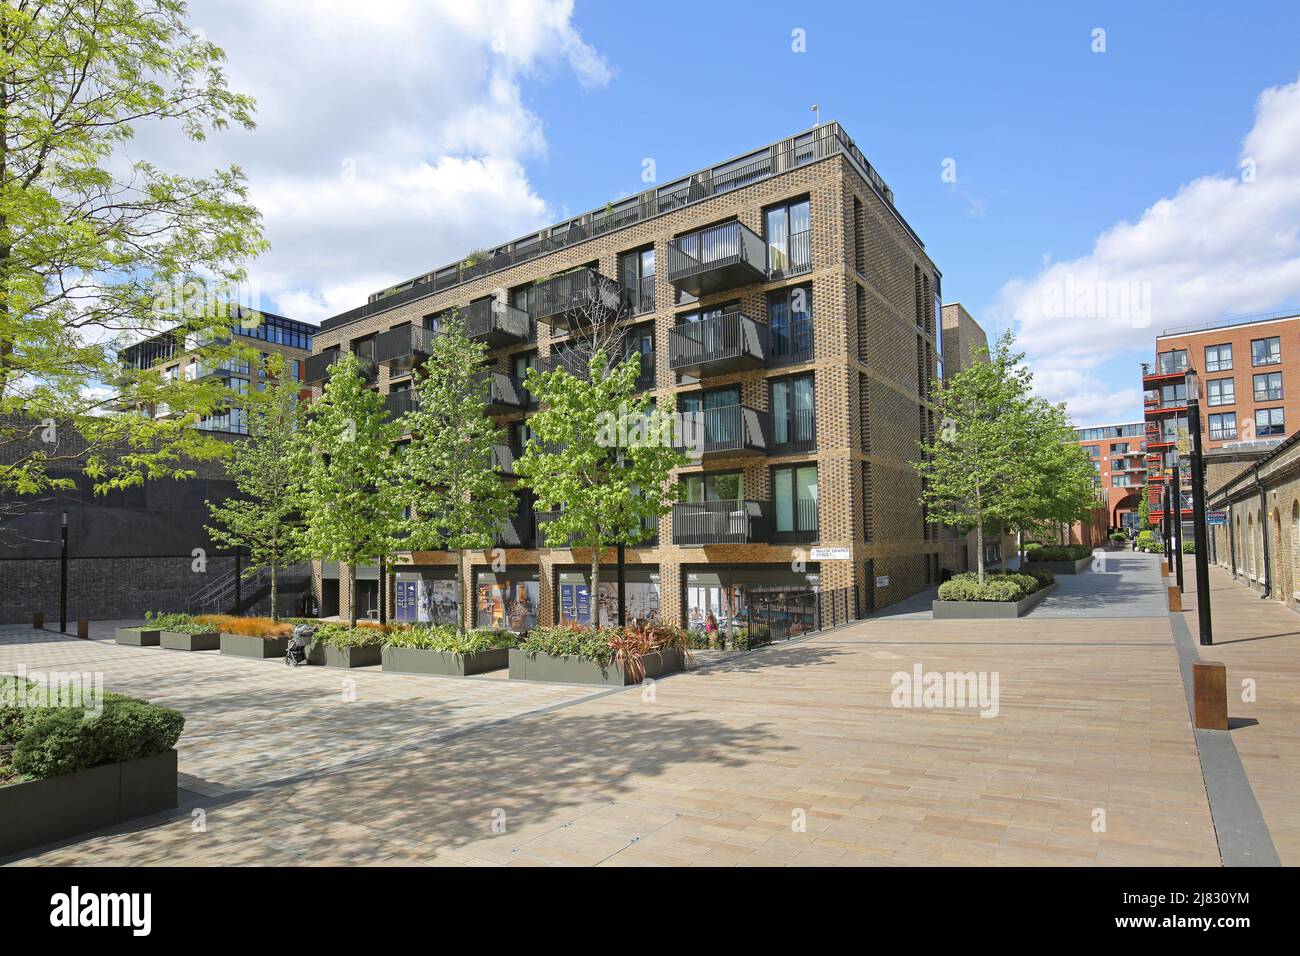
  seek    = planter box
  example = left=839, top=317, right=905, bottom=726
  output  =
left=0, top=749, right=177, bottom=858
left=307, top=642, right=383, bottom=669
left=115, top=628, right=161, bottom=647
left=508, top=647, right=685, bottom=686
left=219, top=632, right=288, bottom=659
left=933, top=582, right=1058, bottom=619
left=1025, top=555, right=1094, bottom=574
left=382, top=645, right=509, bottom=677
left=160, top=630, right=219, bottom=652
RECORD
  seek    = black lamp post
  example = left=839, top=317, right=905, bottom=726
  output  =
left=59, top=511, right=68, bottom=634
left=1185, top=368, right=1213, bottom=645
left=1171, top=460, right=1184, bottom=591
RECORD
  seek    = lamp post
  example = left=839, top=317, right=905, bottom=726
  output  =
left=1185, top=368, right=1214, bottom=645
left=1171, top=461, right=1184, bottom=592
left=59, top=511, right=68, bottom=634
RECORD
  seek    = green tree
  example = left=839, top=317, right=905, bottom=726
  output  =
left=203, top=355, right=308, bottom=621
left=0, top=0, right=266, bottom=515
left=915, top=331, right=1034, bottom=583
left=300, top=352, right=403, bottom=626
left=1138, top=485, right=1151, bottom=530
left=397, top=314, right=515, bottom=628
left=516, top=349, right=686, bottom=613
left=1008, top=395, right=1102, bottom=559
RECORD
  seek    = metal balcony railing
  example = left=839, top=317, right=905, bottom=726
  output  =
left=672, top=499, right=771, bottom=546
left=530, top=268, right=624, bottom=328
left=536, top=349, right=591, bottom=379
left=495, top=509, right=536, bottom=548
left=476, top=369, right=526, bottom=413
left=464, top=297, right=531, bottom=345
left=492, top=442, right=518, bottom=475
left=674, top=404, right=769, bottom=458
left=384, top=389, right=417, bottom=421
left=303, top=349, right=378, bottom=385
left=771, top=498, right=819, bottom=542
left=634, top=350, right=656, bottom=391
left=628, top=275, right=657, bottom=315
left=768, top=229, right=812, bottom=280
left=668, top=311, right=766, bottom=377
left=374, top=325, right=437, bottom=372
left=666, top=221, right=767, bottom=297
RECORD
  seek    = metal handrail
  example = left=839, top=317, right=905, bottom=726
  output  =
left=668, top=311, right=766, bottom=370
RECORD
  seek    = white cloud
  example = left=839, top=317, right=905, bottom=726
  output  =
left=125, top=0, right=611, bottom=324
left=996, top=74, right=1300, bottom=421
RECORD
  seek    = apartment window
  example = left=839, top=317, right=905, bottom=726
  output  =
left=1157, top=349, right=1188, bottom=374
left=352, top=335, right=375, bottom=363
left=1251, top=336, right=1281, bottom=366
left=619, top=247, right=656, bottom=315
left=1159, top=381, right=1187, bottom=407
left=1253, top=371, right=1283, bottom=401
left=1205, top=343, right=1233, bottom=372
left=1112, top=474, right=1134, bottom=487
left=1207, top=377, right=1235, bottom=407
left=852, top=196, right=865, bottom=274
left=1109, top=442, right=1129, bottom=455
left=513, top=352, right=537, bottom=405
left=767, top=284, right=813, bottom=365
left=764, top=197, right=811, bottom=277
left=1255, top=407, right=1285, bottom=437
left=771, top=375, right=815, bottom=451
left=681, top=470, right=743, bottom=502
left=1086, top=445, right=1101, bottom=458
left=772, top=464, right=818, bottom=537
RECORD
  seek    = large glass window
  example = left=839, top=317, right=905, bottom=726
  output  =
left=765, top=198, right=811, bottom=276
left=1207, top=412, right=1234, bottom=440
left=1255, top=407, right=1285, bottom=436
left=1157, top=349, right=1188, bottom=374
left=1207, top=377, right=1235, bottom=406
left=1251, top=336, right=1281, bottom=366
left=772, top=375, right=815, bottom=449
left=767, top=284, right=813, bottom=364
left=680, top=387, right=740, bottom=445
left=620, top=247, right=656, bottom=314
left=773, top=464, right=818, bottom=536
left=1159, top=381, right=1187, bottom=406
left=1253, top=371, right=1283, bottom=401
left=681, top=470, right=743, bottom=502
left=1205, top=343, right=1233, bottom=372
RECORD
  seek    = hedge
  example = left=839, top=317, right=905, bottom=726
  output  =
left=937, top=569, right=1052, bottom=603
left=1026, top=544, right=1092, bottom=562
left=1, top=677, right=184, bottom=784
left=383, top=625, right=517, bottom=654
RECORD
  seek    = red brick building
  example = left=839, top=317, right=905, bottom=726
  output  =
left=1073, top=422, right=1146, bottom=530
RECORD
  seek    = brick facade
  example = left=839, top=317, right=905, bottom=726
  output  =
left=308, top=125, right=950, bottom=625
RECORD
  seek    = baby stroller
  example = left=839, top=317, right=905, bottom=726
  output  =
left=285, top=623, right=315, bottom=667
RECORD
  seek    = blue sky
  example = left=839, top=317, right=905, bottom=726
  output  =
left=174, top=0, right=1300, bottom=426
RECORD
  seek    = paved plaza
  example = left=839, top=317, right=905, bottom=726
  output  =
left=1, top=551, right=1291, bottom=866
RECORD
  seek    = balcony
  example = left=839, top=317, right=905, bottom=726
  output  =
left=476, top=369, right=526, bottom=414
left=1144, top=396, right=1188, bottom=415
left=536, top=349, right=591, bottom=380
left=674, top=404, right=769, bottom=459
left=628, top=275, right=657, bottom=315
left=303, top=349, right=378, bottom=386
left=668, top=311, right=767, bottom=377
left=530, top=267, right=624, bottom=330
left=492, top=442, right=518, bottom=475
left=768, top=230, right=812, bottom=281
left=666, top=221, right=767, bottom=297
left=634, top=351, right=656, bottom=391
left=383, top=389, right=417, bottom=421
left=495, top=509, right=536, bottom=549
left=672, top=500, right=772, bottom=546
left=535, top=511, right=577, bottom=548
left=374, top=325, right=437, bottom=373
left=464, top=298, right=531, bottom=346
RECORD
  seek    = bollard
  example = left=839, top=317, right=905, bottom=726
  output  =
left=77, top=619, right=90, bottom=640
left=1161, top=564, right=1169, bottom=578
left=33, top=611, right=44, bottom=629
left=1168, top=586, right=1182, bottom=611
left=1193, top=661, right=1228, bottom=730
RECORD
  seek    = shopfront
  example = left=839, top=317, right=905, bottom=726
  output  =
left=555, top=566, right=661, bottom=627
left=393, top=565, right=461, bottom=625
left=682, top=564, right=820, bottom=639
left=474, top=566, right=541, bottom=631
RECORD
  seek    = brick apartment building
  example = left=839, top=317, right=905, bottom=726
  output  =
left=1143, top=310, right=1300, bottom=527
left=1072, top=421, right=1146, bottom=530
left=305, top=122, right=947, bottom=633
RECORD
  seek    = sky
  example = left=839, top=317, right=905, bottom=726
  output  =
left=142, top=0, right=1300, bottom=427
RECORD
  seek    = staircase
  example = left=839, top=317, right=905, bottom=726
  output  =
left=187, top=563, right=312, bottom=616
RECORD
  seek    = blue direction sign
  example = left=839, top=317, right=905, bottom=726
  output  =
left=1206, top=511, right=1228, bottom=526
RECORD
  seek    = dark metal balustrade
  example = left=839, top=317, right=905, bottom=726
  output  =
left=669, top=311, right=766, bottom=377
left=672, top=500, right=772, bottom=546
left=464, top=297, right=531, bottom=346
left=666, top=221, right=767, bottom=297
left=374, top=325, right=437, bottom=372
left=673, top=404, right=769, bottom=459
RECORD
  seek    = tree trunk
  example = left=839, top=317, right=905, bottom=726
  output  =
left=270, top=562, right=278, bottom=623
left=975, top=523, right=985, bottom=585
left=457, top=549, right=466, bottom=632
left=590, top=547, right=601, bottom=629
left=348, top=562, right=357, bottom=627
left=999, top=524, right=1008, bottom=571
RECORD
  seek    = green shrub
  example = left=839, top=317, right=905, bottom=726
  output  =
left=1027, top=544, right=1091, bottom=562
left=1137, top=530, right=1154, bottom=542
left=732, top=624, right=772, bottom=651
left=128, top=611, right=196, bottom=632
left=312, top=623, right=386, bottom=648
left=685, top=631, right=710, bottom=650
left=518, top=625, right=617, bottom=665
left=1182, top=541, right=1196, bottom=554
left=1021, top=568, right=1055, bottom=589
left=1110, top=532, right=1127, bottom=541
left=385, top=625, right=517, bottom=654
left=937, top=576, right=1022, bottom=602
left=1, top=677, right=184, bottom=784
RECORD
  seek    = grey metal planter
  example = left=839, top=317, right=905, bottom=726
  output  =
left=382, top=645, right=510, bottom=676
left=160, top=630, right=220, bottom=651
left=1025, top=555, right=1093, bottom=574
left=219, top=632, right=288, bottom=659
left=307, top=642, right=383, bottom=668
left=115, top=627, right=161, bottom=646
left=0, top=749, right=177, bottom=859
left=932, top=582, right=1058, bottom=619
left=508, top=647, right=685, bottom=686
